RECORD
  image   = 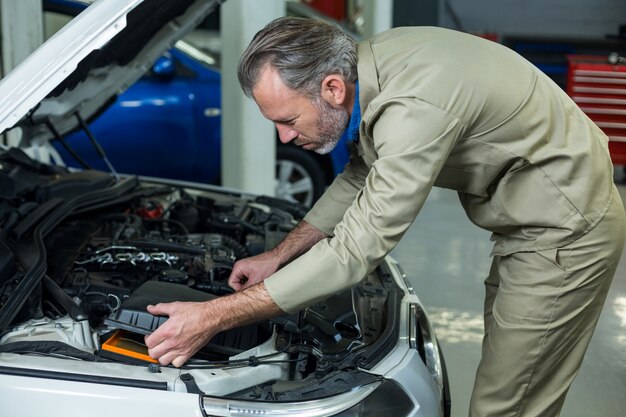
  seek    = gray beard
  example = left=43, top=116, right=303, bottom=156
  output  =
left=313, top=97, right=350, bottom=155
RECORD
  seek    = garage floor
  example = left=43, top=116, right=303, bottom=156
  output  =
left=393, top=181, right=626, bottom=417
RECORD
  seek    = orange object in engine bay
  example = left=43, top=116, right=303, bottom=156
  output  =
left=101, top=330, right=158, bottom=363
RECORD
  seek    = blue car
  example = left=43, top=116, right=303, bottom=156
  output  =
left=43, top=0, right=352, bottom=207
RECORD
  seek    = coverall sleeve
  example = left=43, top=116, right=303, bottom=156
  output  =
left=265, top=99, right=464, bottom=313
left=303, top=141, right=370, bottom=236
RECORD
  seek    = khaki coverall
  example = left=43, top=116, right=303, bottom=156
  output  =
left=264, top=27, right=626, bottom=416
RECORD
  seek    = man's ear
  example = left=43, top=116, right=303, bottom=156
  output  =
left=320, top=74, right=347, bottom=108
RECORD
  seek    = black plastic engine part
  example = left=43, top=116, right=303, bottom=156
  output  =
left=105, top=281, right=264, bottom=353
left=0, top=240, right=16, bottom=286
left=105, top=281, right=214, bottom=334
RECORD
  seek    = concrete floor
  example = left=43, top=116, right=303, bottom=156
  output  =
left=392, top=183, right=626, bottom=417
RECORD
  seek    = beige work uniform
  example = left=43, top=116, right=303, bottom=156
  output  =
left=264, top=27, right=626, bottom=416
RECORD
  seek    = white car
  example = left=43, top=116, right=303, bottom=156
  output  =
left=0, top=0, right=449, bottom=416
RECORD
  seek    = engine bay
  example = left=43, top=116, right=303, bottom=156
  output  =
left=0, top=150, right=395, bottom=397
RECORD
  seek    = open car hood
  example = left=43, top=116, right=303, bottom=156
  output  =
left=0, top=0, right=222, bottom=147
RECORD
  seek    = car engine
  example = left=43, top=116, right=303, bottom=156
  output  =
left=0, top=150, right=394, bottom=398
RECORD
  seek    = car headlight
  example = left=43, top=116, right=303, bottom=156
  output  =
left=409, top=303, right=445, bottom=400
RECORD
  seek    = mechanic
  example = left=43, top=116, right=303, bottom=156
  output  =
left=145, top=17, right=626, bottom=416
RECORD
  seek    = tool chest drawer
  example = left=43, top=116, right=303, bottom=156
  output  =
left=566, top=54, right=626, bottom=164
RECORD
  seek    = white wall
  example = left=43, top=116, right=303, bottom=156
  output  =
left=0, top=0, right=43, bottom=147
left=362, top=0, right=393, bottom=38
left=0, top=0, right=43, bottom=75
left=220, top=0, right=284, bottom=196
left=440, top=0, right=626, bottom=38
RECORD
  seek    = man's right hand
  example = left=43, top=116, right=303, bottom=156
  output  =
left=227, top=220, right=328, bottom=292
left=228, top=251, right=281, bottom=291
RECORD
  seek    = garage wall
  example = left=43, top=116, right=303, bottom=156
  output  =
left=439, top=0, right=626, bottom=38
left=0, top=0, right=43, bottom=75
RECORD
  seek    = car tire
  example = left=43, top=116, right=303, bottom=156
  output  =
left=276, top=145, right=326, bottom=207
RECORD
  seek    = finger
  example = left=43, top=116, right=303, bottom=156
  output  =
left=157, top=350, right=180, bottom=366
left=227, top=273, right=240, bottom=288
left=146, top=302, right=173, bottom=316
left=144, top=328, right=159, bottom=348
left=147, top=336, right=173, bottom=359
left=229, top=277, right=247, bottom=291
left=227, top=271, right=248, bottom=291
left=240, top=280, right=255, bottom=291
left=145, top=323, right=169, bottom=348
left=171, top=355, right=190, bottom=368
left=144, top=333, right=159, bottom=349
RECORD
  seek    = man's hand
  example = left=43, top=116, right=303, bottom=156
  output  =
left=228, top=220, right=328, bottom=292
left=228, top=251, right=281, bottom=291
left=144, top=283, right=284, bottom=367
left=145, top=301, right=218, bottom=368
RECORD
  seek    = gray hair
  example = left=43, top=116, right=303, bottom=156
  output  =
left=237, top=16, right=357, bottom=99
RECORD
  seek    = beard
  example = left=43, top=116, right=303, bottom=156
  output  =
left=311, top=97, right=350, bottom=155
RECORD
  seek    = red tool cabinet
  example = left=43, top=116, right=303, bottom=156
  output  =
left=566, top=55, right=626, bottom=164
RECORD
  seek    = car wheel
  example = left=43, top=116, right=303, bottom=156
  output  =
left=276, top=145, right=326, bottom=207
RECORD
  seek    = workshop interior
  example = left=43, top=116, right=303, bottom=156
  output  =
left=0, top=1, right=624, bottom=417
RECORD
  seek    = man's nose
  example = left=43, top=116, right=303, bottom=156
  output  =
left=276, top=124, right=298, bottom=144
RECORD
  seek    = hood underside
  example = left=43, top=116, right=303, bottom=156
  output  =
left=0, top=0, right=222, bottom=146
